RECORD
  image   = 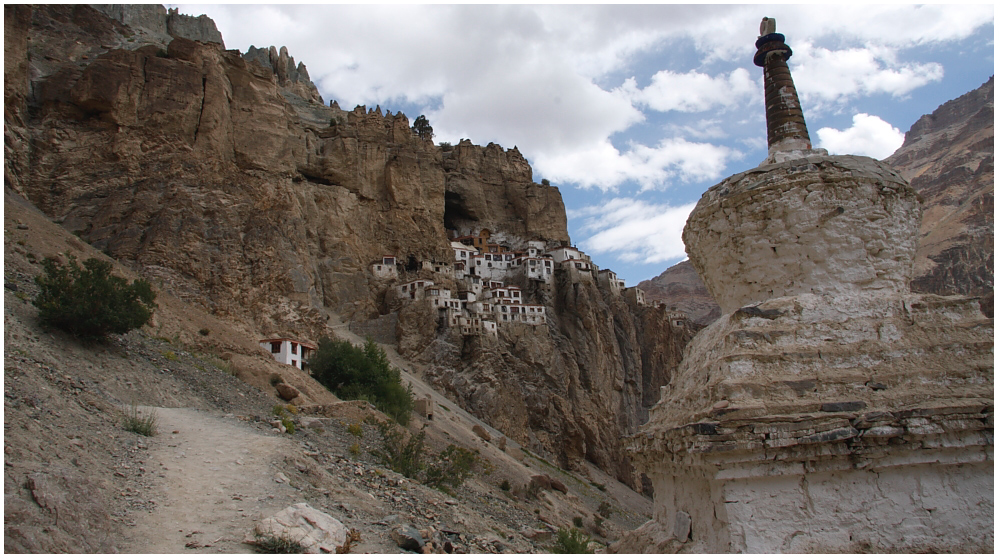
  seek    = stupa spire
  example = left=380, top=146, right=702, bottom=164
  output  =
left=754, top=17, right=814, bottom=159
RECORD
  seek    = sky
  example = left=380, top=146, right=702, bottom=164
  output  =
left=171, top=3, right=994, bottom=286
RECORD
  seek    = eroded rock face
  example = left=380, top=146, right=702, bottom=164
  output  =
left=416, top=267, right=692, bottom=489
left=884, top=76, right=994, bottom=316
left=7, top=5, right=567, bottom=339
left=624, top=152, right=994, bottom=553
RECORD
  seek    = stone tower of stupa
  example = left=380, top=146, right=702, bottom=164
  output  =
left=616, top=18, right=994, bottom=554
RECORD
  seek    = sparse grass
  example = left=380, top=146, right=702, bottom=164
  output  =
left=272, top=404, right=286, bottom=417
left=269, top=374, right=282, bottom=387
left=590, top=481, right=606, bottom=492
left=349, top=442, right=361, bottom=457
left=549, top=527, right=592, bottom=554
left=281, top=417, right=295, bottom=434
left=14, top=291, right=29, bottom=302
left=347, top=422, right=363, bottom=437
left=208, top=357, right=234, bottom=375
left=161, top=350, right=178, bottom=361
left=122, top=403, right=158, bottom=436
left=250, top=528, right=305, bottom=554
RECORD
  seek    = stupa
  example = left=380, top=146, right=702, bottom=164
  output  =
left=618, top=18, right=993, bottom=553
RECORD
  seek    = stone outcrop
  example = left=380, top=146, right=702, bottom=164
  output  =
left=442, top=141, right=569, bottom=245
left=884, top=76, right=994, bottom=316
left=415, top=264, right=692, bottom=489
left=243, top=45, right=323, bottom=104
left=91, top=4, right=224, bottom=47
left=621, top=20, right=993, bottom=554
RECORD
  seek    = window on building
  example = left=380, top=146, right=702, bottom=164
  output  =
left=270, top=341, right=281, bottom=354
left=292, top=360, right=297, bottom=368
left=291, top=342, right=298, bottom=354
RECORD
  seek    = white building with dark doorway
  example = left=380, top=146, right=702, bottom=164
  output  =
left=260, top=337, right=317, bottom=370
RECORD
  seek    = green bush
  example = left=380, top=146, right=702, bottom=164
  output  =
left=573, top=516, right=584, bottom=528
left=310, top=337, right=414, bottom=425
left=371, top=421, right=426, bottom=479
left=33, top=256, right=156, bottom=341
left=371, top=421, right=486, bottom=493
left=499, top=479, right=511, bottom=492
left=549, top=527, right=592, bottom=554
left=423, top=444, right=481, bottom=492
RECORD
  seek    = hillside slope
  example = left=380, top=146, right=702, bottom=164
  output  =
left=4, top=187, right=652, bottom=553
left=883, top=76, right=994, bottom=316
left=4, top=4, right=692, bottom=490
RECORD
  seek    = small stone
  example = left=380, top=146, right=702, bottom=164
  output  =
left=390, top=525, right=425, bottom=552
left=712, top=400, right=730, bottom=410
left=673, top=511, right=692, bottom=543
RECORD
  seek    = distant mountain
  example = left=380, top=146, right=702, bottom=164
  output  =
left=637, top=260, right=720, bottom=327
left=884, top=76, right=994, bottom=317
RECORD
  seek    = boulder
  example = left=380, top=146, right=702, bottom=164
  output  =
left=274, top=382, right=299, bottom=401
left=549, top=478, right=568, bottom=494
left=255, top=503, right=346, bottom=554
left=529, top=474, right=552, bottom=491
left=471, top=424, right=491, bottom=442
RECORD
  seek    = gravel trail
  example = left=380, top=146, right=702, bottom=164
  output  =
left=121, top=407, right=300, bottom=553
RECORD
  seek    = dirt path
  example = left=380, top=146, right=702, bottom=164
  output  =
left=121, top=407, right=302, bottom=553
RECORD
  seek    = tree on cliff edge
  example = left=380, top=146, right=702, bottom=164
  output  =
left=412, top=115, right=433, bottom=140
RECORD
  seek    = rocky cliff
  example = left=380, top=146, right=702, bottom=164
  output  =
left=883, top=77, right=994, bottom=317
left=4, top=4, right=684, bottom=490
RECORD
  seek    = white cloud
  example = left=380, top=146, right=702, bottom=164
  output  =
left=534, top=137, right=737, bottom=192
left=172, top=3, right=991, bottom=197
left=815, top=113, right=905, bottom=159
left=623, top=68, right=759, bottom=113
left=572, top=199, right=696, bottom=265
left=791, top=43, right=945, bottom=107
